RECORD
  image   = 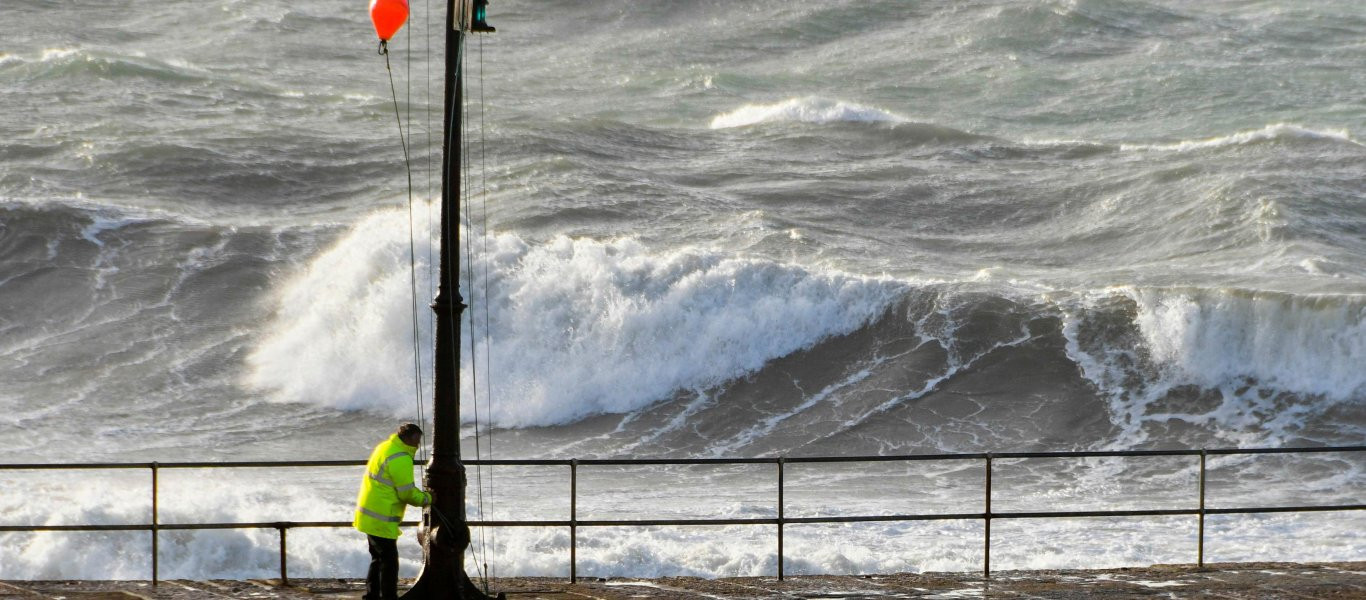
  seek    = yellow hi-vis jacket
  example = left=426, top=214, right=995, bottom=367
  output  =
left=354, top=434, right=431, bottom=539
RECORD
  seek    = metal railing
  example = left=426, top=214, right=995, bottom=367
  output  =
left=1, top=446, right=1362, bottom=584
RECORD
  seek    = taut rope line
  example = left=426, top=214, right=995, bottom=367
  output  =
left=382, top=44, right=430, bottom=465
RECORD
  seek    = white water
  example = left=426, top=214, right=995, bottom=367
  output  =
left=710, top=97, right=908, bottom=129
left=249, top=207, right=904, bottom=428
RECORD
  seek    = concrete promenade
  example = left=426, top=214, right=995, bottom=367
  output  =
left=3, top=562, right=1364, bottom=599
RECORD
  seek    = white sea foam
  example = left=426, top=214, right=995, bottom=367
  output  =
left=247, top=207, right=903, bottom=428
left=39, top=48, right=81, bottom=62
left=1060, top=286, right=1366, bottom=446
left=709, top=97, right=907, bottom=129
left=1129, top=288, right=1366, bottom=400
left=1121, top=124, right=1363, bottom=152
left=246, top=208, right=436, bottom=416
left=4, top=463, right=1362, bottom=580
left=0, top=471, right=382, bottom=580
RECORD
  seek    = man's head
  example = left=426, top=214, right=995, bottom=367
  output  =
left=396, top=423, right=423, bottom=447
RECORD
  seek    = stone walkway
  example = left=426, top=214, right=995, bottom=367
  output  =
left=3, top=562, right=1363, bottom=599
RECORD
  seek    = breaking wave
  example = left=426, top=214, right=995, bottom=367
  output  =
left=247, top=207, right=905, bottom=429
left=1063, top=286, right=1366, bottom=446
left=1120, top=124, right=1363, bottom=152
left=246, top=208, right=1365, bottom=450
left=710, top=97, right=909, bottom=129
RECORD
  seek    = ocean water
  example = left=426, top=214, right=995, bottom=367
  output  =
left=2, top=0, right=1364, bottom=581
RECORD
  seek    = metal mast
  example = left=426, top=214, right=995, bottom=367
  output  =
left=403, top=2, right=495, bottom=599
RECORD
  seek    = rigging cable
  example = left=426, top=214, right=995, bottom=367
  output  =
left=454, top=37, right=493, bottom=595
left=424, top=0, right=436, bottom=373
left=406, top=0, right=431, bottom=469
left=476, top=32, right=498, bottom=583
left=381, top=41, right=430, bottom=465
left=460, top=52, right=493, bottom=592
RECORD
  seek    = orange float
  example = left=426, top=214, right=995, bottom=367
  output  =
left=369, top=0, right=410, bottom=41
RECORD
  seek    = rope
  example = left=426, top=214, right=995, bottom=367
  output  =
left=382, top=41, right=430, bottom=466
left=460, top=57, right=493, bottom=589
left=476, top=32, right=497, bottom=583
left=425, top=0, right=436, bottom=371
left=406, top=16, right=431, bottom=469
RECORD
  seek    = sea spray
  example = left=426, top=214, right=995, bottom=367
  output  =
left=1060, top=286, right=1366, bottom=447
left=247, top=208, right=434, bottom=415
left=247, top=207, right=904, bottom=428
left=0, top=469, right=394, bottom=580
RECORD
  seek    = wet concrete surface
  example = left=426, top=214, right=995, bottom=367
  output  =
left=3, top=562, right=1363, bottom=599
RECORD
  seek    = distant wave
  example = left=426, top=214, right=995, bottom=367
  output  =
left=710, top=97, right=908, bottom=129
left=0, top=47, right=210, bottom=83
left=1018, top=124, right=1362, bottom=156
left=708, top=97, right=991, bottom=145
left=1120, top=124, right=1363, bottom=152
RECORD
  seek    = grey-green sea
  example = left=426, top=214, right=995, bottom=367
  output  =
left=1, top=0, right=1362, bottom=580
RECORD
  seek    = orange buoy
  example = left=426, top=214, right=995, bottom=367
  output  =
left=369, top=0, right=410, bottom=42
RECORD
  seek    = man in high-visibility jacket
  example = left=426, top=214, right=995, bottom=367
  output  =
left=355, top=423, right=432, bottom=600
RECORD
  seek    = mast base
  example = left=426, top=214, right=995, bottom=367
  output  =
left=401, top=568, right=502, bottom=600
left=400, top=463, right=501, bottom=600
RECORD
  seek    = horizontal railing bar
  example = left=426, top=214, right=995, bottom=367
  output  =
left=1203, top=447, right=1366, bottom=456
left=569, top=518, right=778, bottom=527
left=1205, top=504, right=1366, bottom=515
left=989, top=446, right=1366, bottom=460
left=782, top=513, right=986, bottom=524
left=0, top=463, right=156, bottom=470
left=992, top=450, right=1195, bottom=459
left=780, top=454, right=987, bottom=463
left=0, top=521, right=417, bottom=533
left=152, top=460, right=370, bottom=469
left=547, top=458, right=780, bottom=466
left=455, top=446, right=1366, bottom=466
left=0, top=524, right=153, bottom=532
left=0, top=461, right=368, bottom=472
left=995, top=509, right=1199, bottom=519
left=1, top=445, right=1360, bottom=471
left=9, top=504, right=1362, bottom=534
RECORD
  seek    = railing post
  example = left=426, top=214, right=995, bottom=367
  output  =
left=777, top=457, right=785, bottom=581
left=983, top=453, right=992, bottom=579
left=151, top=462, right=159, bottom=587
left=1198, top=450, right=1206, bottom=568
left=570, top=459, right=578, bottom=584
left=277, top=524, right=289, bottom=585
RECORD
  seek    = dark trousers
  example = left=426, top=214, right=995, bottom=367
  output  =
left=365, top=534, right=400, bottom=600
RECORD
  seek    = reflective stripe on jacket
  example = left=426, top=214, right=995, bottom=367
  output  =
left=354, top=433, right=431, bottom=539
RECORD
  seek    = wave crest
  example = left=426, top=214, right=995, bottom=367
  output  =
left=1, top=47, right=209, bottom=83
left=1121, top=124, right=1362, bottom=152
left=246, top=208, right=904, bottom=428
left=709, top=97, right=908, bottom=129
left=1062, top=286, right=1366, bottom=446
